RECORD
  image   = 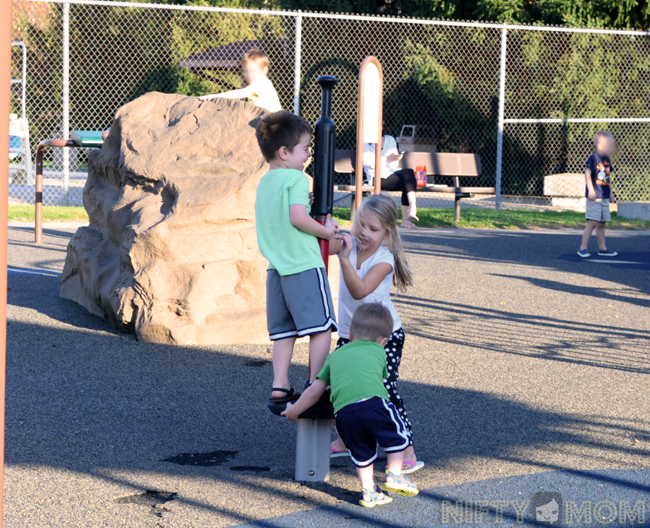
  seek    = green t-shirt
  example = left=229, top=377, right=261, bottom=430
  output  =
left=317, top=340, right=389, bottom=414
left=255, top=168, right=324, bottom=276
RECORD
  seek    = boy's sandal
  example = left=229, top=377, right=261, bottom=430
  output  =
left=268, top=387, right=301, bottom=403
left=330, top=448, right=351, bottom=458
left=401, top=460, right=425, bottom=474
left=407, top=215, right=419, bottom=223
left=399, top=220, right=418, bottom=229
left=383, top=471, right=419, bottom=497
left=359, top=486, right=393, bottom=508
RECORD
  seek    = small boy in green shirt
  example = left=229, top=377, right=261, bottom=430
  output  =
left=254, top=111, right=338, bottom=404
left=283, top=303, right=418, bottom=508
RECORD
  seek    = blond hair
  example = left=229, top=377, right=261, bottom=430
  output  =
left=353, top=194, right=413, bottom=292
left=350, top=303, right=393, bottom=342
left=242, top=49, right=269, bottom=69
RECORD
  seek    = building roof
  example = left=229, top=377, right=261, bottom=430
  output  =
left=179, top=39, right=285, bottom=70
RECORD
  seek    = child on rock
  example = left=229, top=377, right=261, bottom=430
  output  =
left=199, top=49, right=281, bottom=112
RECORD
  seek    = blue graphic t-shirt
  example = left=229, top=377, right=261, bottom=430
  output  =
left=585, top=152, right=613, bottom=199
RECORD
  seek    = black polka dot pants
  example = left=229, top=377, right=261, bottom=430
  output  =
left=336, top=327, right=413, bottom=445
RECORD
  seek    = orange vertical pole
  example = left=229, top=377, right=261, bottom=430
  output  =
left=0, top=0, right=12, bottom=523
left=35, top=145, right=43, bottom=243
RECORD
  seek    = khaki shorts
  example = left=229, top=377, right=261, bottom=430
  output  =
left=585, top=198, right=611, bottom=223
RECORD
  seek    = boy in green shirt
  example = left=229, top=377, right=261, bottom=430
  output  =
left=283, top=303, right=418, bottom=508
left=255, top=111, right=338, bottom=404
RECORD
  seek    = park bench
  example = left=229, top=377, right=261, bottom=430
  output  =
left=335, top=150, right=495, bottom=222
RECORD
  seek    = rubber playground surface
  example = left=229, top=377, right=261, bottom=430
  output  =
left=4, top=225, right=650, bottom=527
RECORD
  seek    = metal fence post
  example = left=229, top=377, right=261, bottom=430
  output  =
left=62, top=1, right=70, bottom=205
left=293, top=13, right=302, bottom=115
left=495, top=26, right=507, bottom=210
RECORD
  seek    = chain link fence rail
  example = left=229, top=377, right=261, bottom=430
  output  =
left=10, top=0, right=650, bottom=208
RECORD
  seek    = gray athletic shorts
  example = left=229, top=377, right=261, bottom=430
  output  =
left=266, top=268, right=337, bottom=340
left=586, top=198, right=611, bottom=222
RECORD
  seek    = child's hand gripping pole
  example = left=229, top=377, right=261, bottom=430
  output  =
left=314, top=215, right=339, bottom=272
left=315, top=216, right=329, bottom=272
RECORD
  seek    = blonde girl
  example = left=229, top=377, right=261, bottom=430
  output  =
left=329, top=194, right=423, bottom=474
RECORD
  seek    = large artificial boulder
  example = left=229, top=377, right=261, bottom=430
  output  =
left=60, top=92, right=337, bottom=345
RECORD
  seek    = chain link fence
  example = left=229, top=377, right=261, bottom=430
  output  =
left=10, top=0, right=650, bottom=208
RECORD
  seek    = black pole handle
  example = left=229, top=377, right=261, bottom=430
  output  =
left=312, top=75, right=338, bottom=217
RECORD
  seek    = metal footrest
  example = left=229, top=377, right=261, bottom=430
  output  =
left=268, top=391, right=334, bottom=482
left=267, top=389, right=335, bottom=420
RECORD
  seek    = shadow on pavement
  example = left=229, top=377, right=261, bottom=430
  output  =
left=494, top=273, right=650, bottom=310
left=395, top=296, right=650, bottom=374
left=401, top=230, right=650, bottom=298
left=5, top=313, right=650, bottom=525
left=6, top=226, right=650, bottom=526
left=9, top=224, right=83, bottom=241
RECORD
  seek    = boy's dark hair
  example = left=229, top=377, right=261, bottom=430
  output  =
left=255, top=110, right=312, bottom=162
left=350, top=303, right=393, bottom=343
left=242, top=49, right=269, bottom=69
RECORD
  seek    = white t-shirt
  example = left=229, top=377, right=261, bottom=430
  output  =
left=247, top=76, right=282, bottom=112
left=363, top=135, right=400, bottom=183
left=337, top=238, right=402, bottom=339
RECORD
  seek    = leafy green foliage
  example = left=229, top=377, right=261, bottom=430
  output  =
left=274, top=0, right=650, bottom=30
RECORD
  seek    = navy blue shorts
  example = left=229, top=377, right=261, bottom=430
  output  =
left=335, top=397, right=409, bottom=468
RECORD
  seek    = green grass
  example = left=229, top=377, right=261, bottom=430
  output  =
left=333, top=207, right=650, bottom=230
left=8, top=205, right=649, bottom=229
left=8, top=205, right=89, bottom=223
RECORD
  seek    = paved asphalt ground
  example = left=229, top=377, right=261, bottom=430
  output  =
left=4, top=224, right=650, bottom=527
